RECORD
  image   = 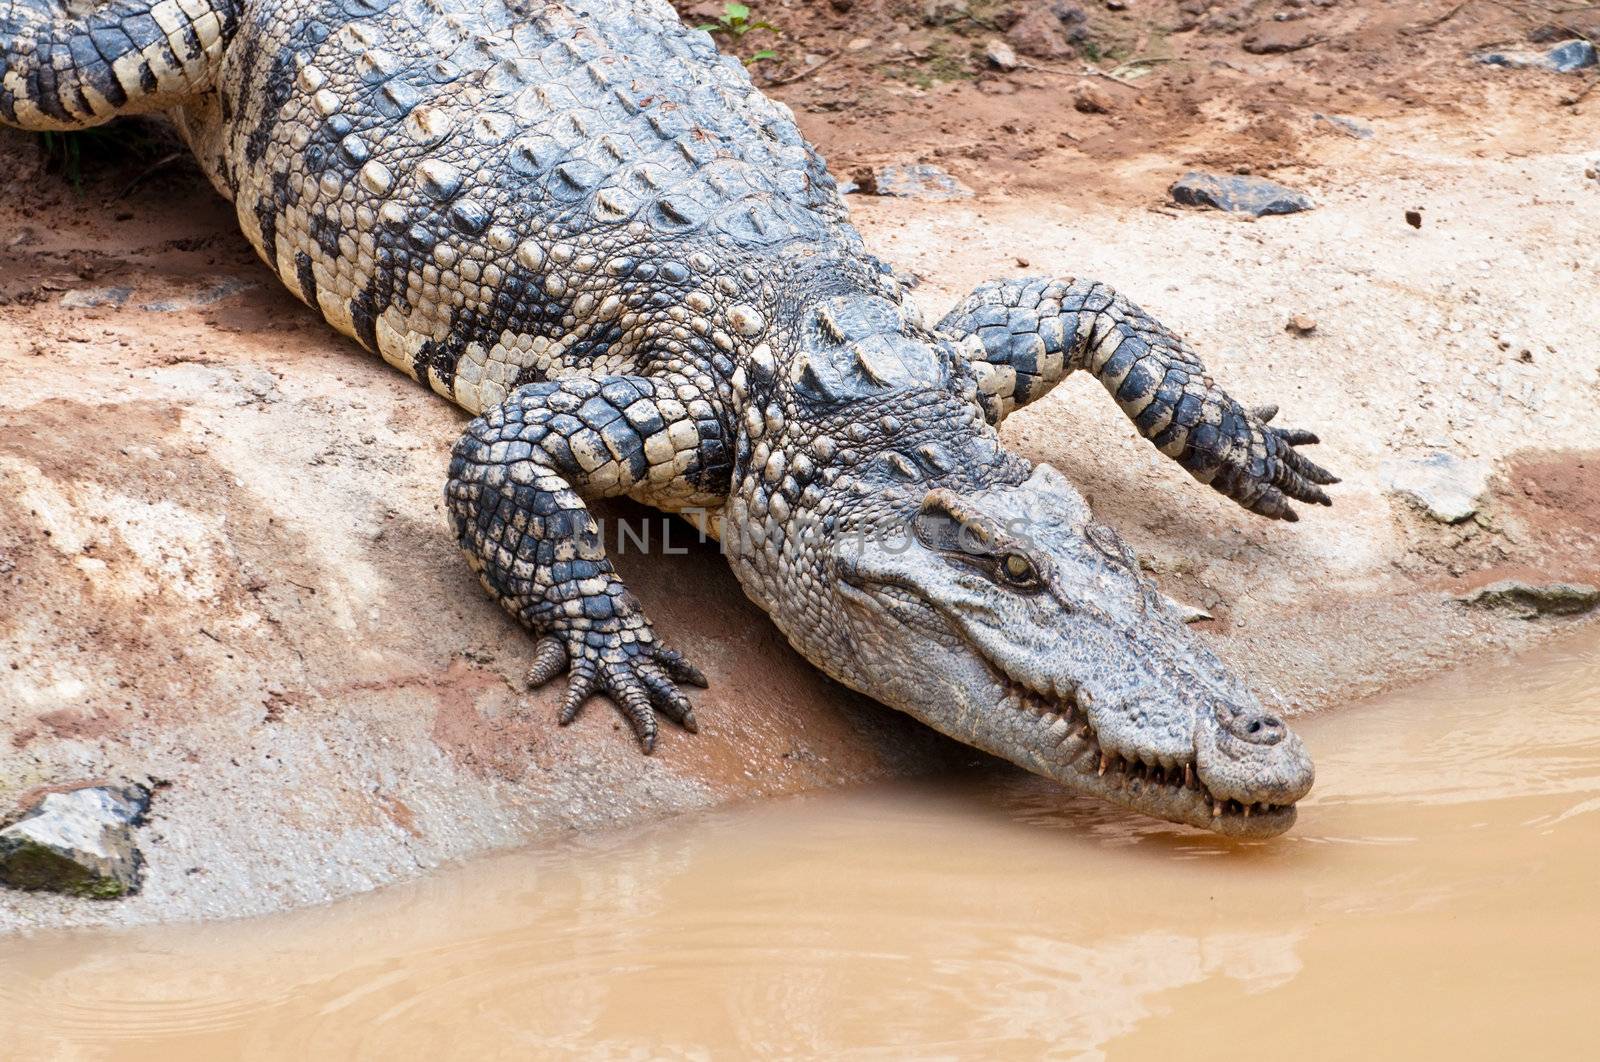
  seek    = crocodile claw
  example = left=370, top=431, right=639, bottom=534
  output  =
left=528, top=634, right=706, bottom=753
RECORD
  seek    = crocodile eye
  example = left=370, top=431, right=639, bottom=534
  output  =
left=999, top=552, right=1042, bottom=590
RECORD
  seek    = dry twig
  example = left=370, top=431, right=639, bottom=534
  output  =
left=765, top=50, right=841, bottom=86
left=1403, top=1, right=1472, bottom=36
left=1560, top=76, right=1600, bottom=103
left=116, top=151, right=184, bottom=199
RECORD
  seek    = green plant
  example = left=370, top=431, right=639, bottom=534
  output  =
left=696, top=3, right=781, bottom=65
left=883, top=44, right=975, bottom=90
left=34, top=120, right=173, bottom=193
left=36, top=129, right=90, bottom=191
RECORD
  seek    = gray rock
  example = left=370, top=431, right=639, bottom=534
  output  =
left=860, top=163, right=974, bottom=202
left=1475, top=39, right=1597, bottom=73
left=1168, top=172, right=1314, bottom=216
left=1545, top=39, right=1598, bottom=71
left=1385, top=451, right=1489, bottom=524
left=921, top=0, right=969, bottom=25
left=985, top=38, right=1020, bottom=71
left=1456, top=581, right=1600, bottom=619
left=0, top=784, right=150, bottom=899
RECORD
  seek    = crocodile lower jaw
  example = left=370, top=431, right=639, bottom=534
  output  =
left=995, top=680, right=1298, bottom=837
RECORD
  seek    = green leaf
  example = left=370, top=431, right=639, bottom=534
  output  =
left=725, top=3, right=750, bottom=19
left=746, top=49, right=778, bottom=63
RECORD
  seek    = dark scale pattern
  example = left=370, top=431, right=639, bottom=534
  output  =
left=3, top=0, right=1334, bottom=830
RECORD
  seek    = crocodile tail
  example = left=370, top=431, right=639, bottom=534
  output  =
left=1, top=0, right=240, bottom=130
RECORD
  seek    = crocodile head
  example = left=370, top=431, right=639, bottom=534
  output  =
left=823, top=456, right=1314, bottom=838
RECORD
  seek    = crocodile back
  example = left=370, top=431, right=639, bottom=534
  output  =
left=182, top=0, right=863, bottom=413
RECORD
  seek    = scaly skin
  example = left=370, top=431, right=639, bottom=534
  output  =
left=2, top=0, right=1337, bottom=836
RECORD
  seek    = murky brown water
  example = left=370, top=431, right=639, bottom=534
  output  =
left=4, top=630, right=1598, bottom=1060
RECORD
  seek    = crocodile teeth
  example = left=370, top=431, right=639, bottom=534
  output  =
left=998, top=678, right=1291, bottom=822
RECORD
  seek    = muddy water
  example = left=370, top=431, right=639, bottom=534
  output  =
left=4, top=631, right=1598, bottom=1060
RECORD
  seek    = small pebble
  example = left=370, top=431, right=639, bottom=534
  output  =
left=1285, top=314, right=1317, bottom=335
left=1405, top=209, right=1423, bottom=228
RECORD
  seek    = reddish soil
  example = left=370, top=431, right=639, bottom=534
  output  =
left=712, top=0, right=1600, bottom=201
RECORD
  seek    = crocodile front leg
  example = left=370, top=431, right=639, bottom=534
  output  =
left=446, top=374, right=730, bottom=752
left=1, top=0, right=240, bottom=130
left=939, top=277, right=1337, bottom=521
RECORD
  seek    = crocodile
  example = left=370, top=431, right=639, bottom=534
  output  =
left=2, top=0, right=1337, bottom=837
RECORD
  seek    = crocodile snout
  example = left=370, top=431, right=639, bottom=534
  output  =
left=1196, top=702, right=1315, bottom=809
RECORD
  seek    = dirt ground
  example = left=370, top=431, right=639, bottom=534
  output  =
left=2, top=0, right=1598, bottom=930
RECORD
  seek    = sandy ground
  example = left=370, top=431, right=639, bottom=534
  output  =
left=2, top=0, right=1598, bottom=930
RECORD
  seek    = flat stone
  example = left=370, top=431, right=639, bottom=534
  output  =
left=1474, top=39, right=1597, bottom=73
left=1456, top=581, right=1600, bottom=619
left=1241, top=24, right=1322, bottom=54
left=1385, top=451, right=1489, bottom=524
left=1168, top=172, right=1314, bottom=216
left=1313, top=113, right=1375, bottom=139
left=139, top=277, right=256, bottom=313
left=860, top=163, right=974, bottom=202
left=0, top=785, right=150, bottom=899
left=60, top=286, right=133, bottom=309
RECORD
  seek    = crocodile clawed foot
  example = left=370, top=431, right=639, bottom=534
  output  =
left=526, top=634, right=707, bottom=753
left=1224, top=404, right=1339, bottom=521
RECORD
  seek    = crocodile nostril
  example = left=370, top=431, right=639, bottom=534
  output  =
left=1232, top=712, right=1285, bottom=745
